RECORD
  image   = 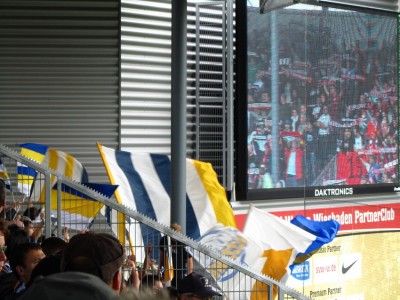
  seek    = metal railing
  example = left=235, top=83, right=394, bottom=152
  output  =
left=0, top=144, right=309, bottom=300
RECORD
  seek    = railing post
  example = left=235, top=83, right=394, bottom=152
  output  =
left=57, top=178, right=62, bottom=237
left=44, top=171, right=52, bottom=238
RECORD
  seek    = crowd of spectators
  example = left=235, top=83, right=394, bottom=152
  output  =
left=0, top=181, right=220, bottom=299
left=247, top=23, right=398, bottom=189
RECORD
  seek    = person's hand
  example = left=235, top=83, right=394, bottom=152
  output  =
left=80, top=228, right=90, bottom=234
left=11, top=201, right=21, bottom=211
left=62, top=227, right=70, bottom=242
left=148, top=258, right=156, bottom=268
left=126, top=254, right=136, bottom=267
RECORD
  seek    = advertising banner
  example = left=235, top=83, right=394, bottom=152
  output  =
left=235, top=202, right=400, bottom=299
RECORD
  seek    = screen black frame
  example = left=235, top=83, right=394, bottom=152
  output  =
left=235, top=0, right=399, bottom=201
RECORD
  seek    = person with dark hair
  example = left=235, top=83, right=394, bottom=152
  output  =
left=19, top=272, right=119, bottom=300
left=5, top=228, right=29, bottom=259
left=119, top=287, right=171, bottom=300
left=167, top=286, right=179, bottom=300
left=40, top=236, right=67, bottom=256
left=315, top=105, right=332, bottom=173
left=6, top=242, right=45, bottom=298
left=140, top=273, right=163, bottom=293
left=21, top=217, right=43, bottom=244
left=22, top=207, right=39, bottom=222
left=60, top=231, right=125, bottom=293
left=178, top=272, right=221, bottom=300
left=0, top=221, right=11, bottom=274
left=0, top=181, right=5, bottom=217
left=26, top=254, right=62, bottom=288
left=0, top=228, right=30, bottom=298
left=284, top=139, right=303, bottom=187
left=159, top=223, right=193, bottom=288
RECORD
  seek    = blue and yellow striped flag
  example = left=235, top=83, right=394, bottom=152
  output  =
left=0, top=157, right=12, bottom=190
left=31, top=148, right=89, bottom=202
left=17, top=143, right=48, bottom=196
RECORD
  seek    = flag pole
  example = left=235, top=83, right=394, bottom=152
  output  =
left=170, top=0, right=187, bottom=234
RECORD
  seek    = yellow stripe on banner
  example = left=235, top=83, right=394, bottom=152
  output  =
left=97, top=142, right=131, bottom=253
left=50, top=190, right=103, bottom=218
left=192, top=160, right=237, bottom=228
left=37, top=150, right=59, bottom=202
left=97, top=143, right=122, bottom=204
left=20, top=149, right=46, bottom=163
left=117, top=212, right=126, bottom=248
left=65, top=152, right=75, bottom=179
left=0, top=172, right=9, bottom=179
left=48, top=149, right=60, bottom=173
left=17, top=174, right=35, bottom=185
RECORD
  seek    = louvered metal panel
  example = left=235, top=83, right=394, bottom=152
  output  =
left=0, top=0, right=120, bottom=183
left=194, top=2, right=227, bottom=184
left=120, top=0, right=229, bottom=163
left=120, top=0, right=173, bottom=154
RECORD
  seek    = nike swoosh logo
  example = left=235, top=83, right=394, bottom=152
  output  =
left=342, top=260, right=357, bottom=274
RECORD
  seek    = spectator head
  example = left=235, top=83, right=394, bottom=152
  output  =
left=22, top=216, right=34, bottom=238
left=0, top=221, right=8, bottom=268
left=5, top=227, right=29, bottom=258
left=28, top=254, right=62, bottom=287
left=119, top=287, right=171, bottom=300
left=170, top=223, right=181, bottom=233
left=140, top=273, right=163, bottom=292
left=178, top=272, right=221, bottom=299
left=40, top=236, right=68, bottom=256
left=23, top=207, right=39, bottom=221
left=0, top=180, right=5, bottom=208
left=60, top=232, right=125, bottom=291
left=19, top=272, right=118, bottom=300
left=167, top=286, right=179, bottom=300
left=9, top=242, right=45, bottom=284
left=261, top=91, right=270, bottom=102
left=0, top=220, right=9, bottom=245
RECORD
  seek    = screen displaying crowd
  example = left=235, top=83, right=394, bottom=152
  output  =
left=246, top=5, right=398, bottom=190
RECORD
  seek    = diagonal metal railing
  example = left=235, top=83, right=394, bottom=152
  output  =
left=0, top=144, right=309, bottom=299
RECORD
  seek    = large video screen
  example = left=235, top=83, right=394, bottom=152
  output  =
left=236, top=1, right=398, bottom=200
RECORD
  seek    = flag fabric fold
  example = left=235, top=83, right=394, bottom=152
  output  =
left=97, top=143, right=237, bottom=260
left=31, top=148, right=89, bottom=202
left=17, top=143, right=49, bottom=196
left=0, top=158, right=12, bottom=190
left=190, top=224, right=266, bottom=300
left=290, top=214, right=341, bottom=264
left=163, top=236, right=175, bottom=285
left=18, top=143, right=114, bottom=230
left=51, top=183, right=118, bottom=230
left=243, top=206, right=340, bottom=284
left=191, top=207, right=340, bottom=299
left=97, top=143, right=237, bottom=238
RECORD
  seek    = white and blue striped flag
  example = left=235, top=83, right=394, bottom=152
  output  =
left=97, top=143, right=237, bottom=260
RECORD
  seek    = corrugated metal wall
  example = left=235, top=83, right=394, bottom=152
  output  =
left=120, top=0, right=229, bottom=188
left=120, top=0, right=172, bottom=154
left=0, top=0, right=227, bottom=185
left=0, top=0, right=120, bottom=183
